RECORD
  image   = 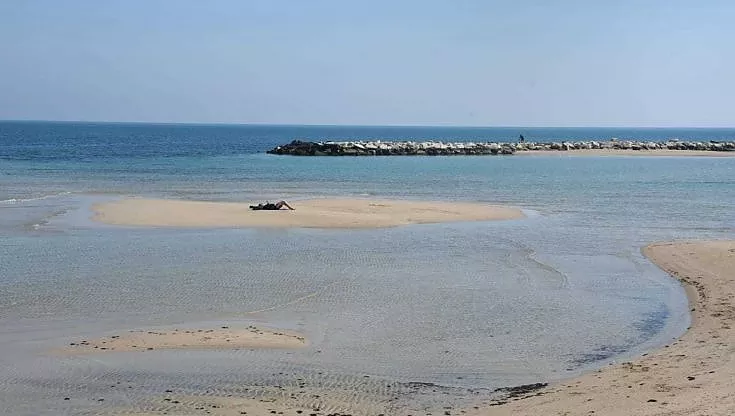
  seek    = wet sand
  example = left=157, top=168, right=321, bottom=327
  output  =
left=470, top=240, right=735, bottom=415
left=113, top=390, right=390, bottom=416
left=92, top=198, right=524, bottom=229
left=60, top=325, right=306, bottom=354
left=519, top=149, right=735, bottom=157
left=106, top=377, right=477, bottom=416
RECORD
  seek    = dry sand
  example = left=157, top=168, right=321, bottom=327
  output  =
left=518, top=149, right=735, bottom=157
left=469, top=240, right=735, bottom=416
left=92, top=198, right=524, bottom=229
left=61, top=325, right=306, bottom=354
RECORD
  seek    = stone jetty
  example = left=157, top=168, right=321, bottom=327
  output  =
left=267, top=139, right=735, bottom=156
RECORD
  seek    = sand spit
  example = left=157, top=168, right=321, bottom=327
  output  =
left=469, top=240, right=735, bottom=415
left=92, top=198, right=524, bottom=229
left=61, top=325, right=306, bottom=354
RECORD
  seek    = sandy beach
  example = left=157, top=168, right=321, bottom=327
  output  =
left=92, top=198, right=524, bottom=229
left=60, top=325, right=306, bottom=354
left=518, top=149, right=735, bottom=157
left=469, top=240, right=735, bottom=415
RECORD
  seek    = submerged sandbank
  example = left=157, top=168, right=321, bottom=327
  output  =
left=60, top=325, right=306, bottom=354
left=470, top=240, right=735, bottom=415
left=92, top=198, right=524, bottom=229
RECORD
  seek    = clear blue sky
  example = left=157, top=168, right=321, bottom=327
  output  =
left=1, top=0, right=734, bottom=127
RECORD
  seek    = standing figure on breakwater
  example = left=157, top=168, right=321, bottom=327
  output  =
left=249, top=200, right=295, bottom=211
left=519, top=134, right=525, bottom=143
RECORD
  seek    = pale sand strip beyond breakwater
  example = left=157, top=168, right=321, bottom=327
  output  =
left=517, top=149, right=735, bottom=157
left=472, top=240, right=735, bottom=416
left=92, top=198, right=524, bottom=228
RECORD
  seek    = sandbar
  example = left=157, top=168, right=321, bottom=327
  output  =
left=470, top=240, right=735, bottom=415
left=92, top=198, right=524, bottom=229
left=518, top=149, right=735, bottom=157
left=60, top=325, right=306, bottom=354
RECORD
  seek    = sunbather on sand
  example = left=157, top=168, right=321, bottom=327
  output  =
left=249, top=200, right=295, bottom=211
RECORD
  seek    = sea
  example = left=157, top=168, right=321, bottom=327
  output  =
left=1, top=121, right=734, bottom=415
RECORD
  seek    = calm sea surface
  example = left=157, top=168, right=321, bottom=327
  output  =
left=1, top=121, right=734, bottom=415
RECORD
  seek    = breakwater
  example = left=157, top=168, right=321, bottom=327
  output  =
left=267, top=139, right=735, bottom=156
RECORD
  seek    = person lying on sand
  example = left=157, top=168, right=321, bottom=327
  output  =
left=249, top=200, right=295, bottom=211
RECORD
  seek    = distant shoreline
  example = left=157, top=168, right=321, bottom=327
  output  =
left=517, top=149, right=735, bottom=157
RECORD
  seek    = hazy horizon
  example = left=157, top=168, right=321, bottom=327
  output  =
left=2, top=1, right=734, bottom=127
left=6, top=119, right=735, bottom=131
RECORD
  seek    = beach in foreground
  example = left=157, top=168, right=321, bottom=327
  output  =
left=92, top=198, right=524, bottom=228
left=95, top=240, right=733, bottom=416
left=470, top=240, right=735, bottom=415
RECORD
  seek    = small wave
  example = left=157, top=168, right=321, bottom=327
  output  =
left=22, top=208, right=69, bottom=232
left=520, top=208, right=542, bottom=218
left=0, top=191, right=72, bottom=204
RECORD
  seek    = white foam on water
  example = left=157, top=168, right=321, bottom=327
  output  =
left=0, top=191, right=72, bottom=204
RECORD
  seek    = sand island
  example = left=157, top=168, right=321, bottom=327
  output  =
left=92, top=198, right=524, bottom=229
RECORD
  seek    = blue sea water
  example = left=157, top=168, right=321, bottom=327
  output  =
left=1, top=121, right=734, bottom=415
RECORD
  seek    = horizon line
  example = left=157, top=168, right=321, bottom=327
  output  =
left=2, top=118, right=735, bottom=130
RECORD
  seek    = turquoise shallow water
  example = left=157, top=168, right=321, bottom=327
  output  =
left=1, top=122, right=734, bottom=415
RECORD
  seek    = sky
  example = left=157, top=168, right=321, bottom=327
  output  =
left=1, top=0, right=734, bottom=127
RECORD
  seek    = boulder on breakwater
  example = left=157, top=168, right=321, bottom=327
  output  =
left=266, top=139, right=735, bottom=156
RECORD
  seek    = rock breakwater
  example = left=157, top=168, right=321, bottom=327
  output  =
left=267, top=139, right=735, bottom=156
